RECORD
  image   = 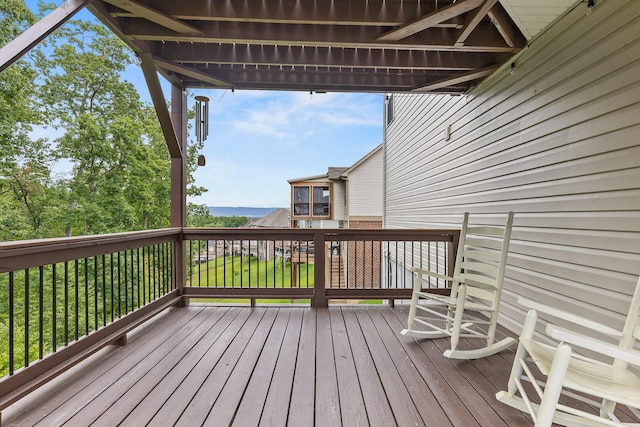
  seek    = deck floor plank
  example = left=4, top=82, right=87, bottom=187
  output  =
left=149, top=307, right=266, bottom=426
left=350, top=307, right=428, bottom=427
left=14, top=307, right=198, bottom=426
left=388, top=306, right=513, bottom=427
left=255, top=308, right=304, bottom=427
left=207, top=308, right=291, bottom=426
left=120, top=308, right=248, bottom=426
left=363, top=306, right=455, bottom=426
left=287, top=307, right=317, bottom=427
left=378, top=306, right=483, bottom=427
left=176, top=308, right=276, bottom=427
left=3, top=305, right=530, bottom=427
left=329, top=308, right=369, bottom=425
left=371, top=306, right=477, bottom=427
left=315, top=308, right=342, bottom=427
left=340, top=309, right=397, bottom=427
left=87, top=309, right=228, bottom=427
left=94, top=306, right=237, bottom=426
left=33, top=307, right=211, bottom=427
left=65, top=307, right=226, bottom=426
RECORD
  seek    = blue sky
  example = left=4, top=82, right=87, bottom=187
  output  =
left=24, top=1, right=384, bottom=208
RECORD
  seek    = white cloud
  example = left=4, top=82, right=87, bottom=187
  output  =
left=217, top=91, right=381, bottom=143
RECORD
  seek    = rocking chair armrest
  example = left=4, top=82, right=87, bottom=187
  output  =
left=517, top=297, right=622, bottom=338
left=409, top=267, right=454, bottom=283
left=546, top=324, right=640, bottom=366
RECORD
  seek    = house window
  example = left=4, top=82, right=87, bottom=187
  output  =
left=312, top=186, right=330, bottom=216
left=293, top=186, right=310, bottom=215
left=386, top=94, right=394, bottom=125
left=292, top=184, right=331, bottom=218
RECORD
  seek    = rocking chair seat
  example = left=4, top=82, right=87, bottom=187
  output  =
left=523, top=337, right=640, bottom=408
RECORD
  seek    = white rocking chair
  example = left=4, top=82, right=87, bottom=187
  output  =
left=401, top=212, right=515, bottom=359
left=496, top=276, right=640, bottom=426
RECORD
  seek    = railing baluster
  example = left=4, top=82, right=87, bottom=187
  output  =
left=24, top=268, right=29, bottom=367
left=101, top=255, right=106, bottom=327
left=91, top=256, right=96, bottom=331
left=9, top=271, right=14, bottom=375
left=84, top=258, right=89, bottom=336
left=136, top=248, right=141, bottom=307
left=39, top=266, right=44, bottom=360
left=64, top=261, right=69, bottom=345
left=110, top=253, right=115, bottom=323
left=74, top=260, right=79, bottom=341
left=52, top=264, right=57, bottom=352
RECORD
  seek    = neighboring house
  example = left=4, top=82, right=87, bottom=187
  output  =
left=383, top=0, right=640, bottom=335
left=241, top=208, right=290, bottom=261
left=288, top=144, right=383, bottom=230
left=288, top=145, right=383, bottom=288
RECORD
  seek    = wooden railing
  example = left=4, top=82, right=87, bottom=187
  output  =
left=182, top=228, right=459, bottom=307
left=0, top=229, right=182, bottom=412
left=0, top=226, right=459, bottom=413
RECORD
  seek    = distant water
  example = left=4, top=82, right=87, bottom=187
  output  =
left=208, top=206, right=281, bottom=218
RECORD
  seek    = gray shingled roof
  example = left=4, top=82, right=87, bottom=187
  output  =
left=246, top=208, right=290, bottom=228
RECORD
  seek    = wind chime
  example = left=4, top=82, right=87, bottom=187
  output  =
left=195, top=95, right=209, bottom=166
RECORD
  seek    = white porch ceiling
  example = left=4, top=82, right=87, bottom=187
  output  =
left=500, top=0, right=579, bottom=40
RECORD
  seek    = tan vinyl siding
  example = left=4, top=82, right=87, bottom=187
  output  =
left=347, top=148, right=383, bottom=218
left=333, top=181, right=346, bottom=221
left=385, top=0, right=640, bottom=335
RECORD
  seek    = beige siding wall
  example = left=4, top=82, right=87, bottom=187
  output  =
left=332, top=180, right=346, bottom=221
left=347, top=149, right=383, bottom=218
left=385, top=0, right=640, bottom=334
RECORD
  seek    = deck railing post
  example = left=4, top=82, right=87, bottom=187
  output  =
left=447, top=231, right=459, bottom=286
left=312, top=231, right=327, bottom=307
left=174, top=237, right=187, bottom=307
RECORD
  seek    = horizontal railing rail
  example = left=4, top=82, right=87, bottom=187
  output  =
left=0, top=229, right=182, bottom=411
left=182, top=228, right=460, bottom=307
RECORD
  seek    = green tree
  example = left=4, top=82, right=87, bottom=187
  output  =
left=35, top=20, right=172, bottom=235
left=0, top=1, right=53, bottom=239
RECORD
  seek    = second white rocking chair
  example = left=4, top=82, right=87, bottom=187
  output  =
left=496, top=277, right=640, bottom=426
left=401, top=212, right=515, bottom=359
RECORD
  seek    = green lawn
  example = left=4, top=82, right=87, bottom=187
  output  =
left=187, top=255, right=314, bottom=289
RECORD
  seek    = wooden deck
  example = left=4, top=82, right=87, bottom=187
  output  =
left=3, top=305, right=530, bottom=426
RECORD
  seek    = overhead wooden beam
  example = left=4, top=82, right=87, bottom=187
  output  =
left=104, top=1, right=439, bottom=27
left=155, top=43, right=496, bottom=71
left=101, top=0, right=203, bottom=34
left=376, top=0, right=484, bottom=42
left=139, top=53, right=182, bottom=159
left=126, top=20, right=517, bottom=53
left=455, top=0, right=498, bottom=47
left=0, top=0, right=93, bottom=73
left=180, top=67, right=429, bottom=92
left=412, top=65, right=497, bottom=92
left=153, top=57, right=233, bottom=88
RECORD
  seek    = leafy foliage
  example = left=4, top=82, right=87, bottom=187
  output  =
left=0, top=4, right=211, bottom=238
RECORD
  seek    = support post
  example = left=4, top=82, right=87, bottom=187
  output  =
left=312, top=232, right=327, bottom=307
left=171, top=85, right=188, bottom=306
